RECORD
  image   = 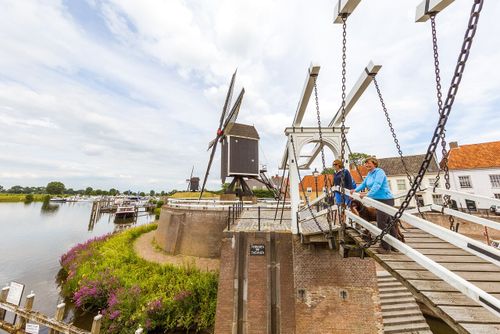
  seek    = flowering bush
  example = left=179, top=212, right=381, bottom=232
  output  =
left=58, top=224, right=218, bottom=333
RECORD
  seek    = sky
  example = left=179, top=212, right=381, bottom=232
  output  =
left=0, top=0, right=499, bottom=192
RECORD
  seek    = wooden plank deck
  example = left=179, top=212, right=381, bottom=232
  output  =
left=348, top=227, right=500, bottom=334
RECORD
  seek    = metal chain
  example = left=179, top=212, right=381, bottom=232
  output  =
left=430, top=13, right=455, bottom=229
left=372, top=76, right=415, bottom=186
left=362, top=0, right=483, bottom=248
left=290, top=136, right=330, bottom=237
left=313, top=78, right=333, bottom=223
left=338, top=15, right=348, bottom=223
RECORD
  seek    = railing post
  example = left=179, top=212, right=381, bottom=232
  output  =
left=16, top=292, right=35, bottom=329
left=91, top=314, right=103, bottom=334
left=228, top=206, right=232, bottom=231
left=258, top=206, right=261, bottom=231
left=49, top=303, right=65, bottom=334
left=0, top=286, right=9, bottom=320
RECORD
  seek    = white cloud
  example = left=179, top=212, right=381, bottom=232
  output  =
left=0, top=0, right=499, bottom=191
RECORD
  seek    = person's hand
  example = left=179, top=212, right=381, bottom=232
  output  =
left=350, top=189, right=355, bottom=195
left=360, top=193, right=366, bottom=199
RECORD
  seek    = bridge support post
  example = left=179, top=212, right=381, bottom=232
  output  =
left=0, top=287, right=8, bottom=320
left=91, top=314, right=102, bottom=334
left=16, top=292, right=35, bottom=330
left=48, top=303, right=65, bottom=334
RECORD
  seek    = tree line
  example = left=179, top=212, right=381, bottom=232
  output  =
left=0, top=182, right=168, bottom=197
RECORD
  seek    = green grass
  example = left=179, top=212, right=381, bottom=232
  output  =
left=169, top=191, right=219, bottom=199
left=59, top=224, right=218, bottom=333
left=0, top=194, right=47, bottom=202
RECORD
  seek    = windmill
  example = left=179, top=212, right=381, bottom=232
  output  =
left=185, top=166, right=200, bottom=192
left=199, top=70, right=260, bottom=199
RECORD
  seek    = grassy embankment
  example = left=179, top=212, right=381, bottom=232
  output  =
left=0, top=194, right=48, bottom=202
left=168, top=191, right=219, bottom=199
left=59, top=224, right=218, bottom=333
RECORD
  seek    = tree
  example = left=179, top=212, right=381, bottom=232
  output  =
left=322, top=168, right=335, bottom=175
left=109, top=188, right=118, bottom=196
left=0, top=185, right=3, bottom=192
left=46, top=181, right=65, bottom=195
left=85, top=187, right=93, bottom=196
left=139, top=192, right=146, bottom=197
left=150, top=190, right=155, bottom=196
left=349, top=152, right=371, bottom=166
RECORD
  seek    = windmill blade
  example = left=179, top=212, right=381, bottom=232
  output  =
left=218, top=69, right=237, bottom=130
left=207, top=137, right=217, bottom=150
left=187, top=166, right=194, bottom=191
left=199, top=139, right=219, bottom=200
left=222, top=88, right=245, bottom=133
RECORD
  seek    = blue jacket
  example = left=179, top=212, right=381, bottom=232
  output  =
left=354, top=168, right=393, bottom=200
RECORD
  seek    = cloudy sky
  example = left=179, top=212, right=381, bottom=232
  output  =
left=0, top=0, right=499, bottom=192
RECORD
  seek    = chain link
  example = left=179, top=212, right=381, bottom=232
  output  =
left=430, top=13, right=455, bottom=229
left=338, top=16, right=348, bottom=224
left=362, top=0, right=483, bottom=248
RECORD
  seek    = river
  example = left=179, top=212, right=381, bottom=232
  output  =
left=0, top=201, right=155, bottom=333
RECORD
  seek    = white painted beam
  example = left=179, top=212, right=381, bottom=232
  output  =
left=331, top=61, right=381, bottom=126
left=434, top=188, right=500, bottom=208
left=349, top=193, right=500, bottom=267
left=430, top=204, right=500, bottom=231
left=333, top=0, right=362, bottom=24
left=346, top=210, right=500, bottom=318
left=415, top=0, right=455, bottom=23
left=292, top=64, right=320, bottom=127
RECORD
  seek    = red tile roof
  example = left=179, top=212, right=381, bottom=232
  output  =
left=447, top=141, right=500, bottom=170
left=299, top=174, right=334, bottom=191
left=350, top=166, right=368, bottom=184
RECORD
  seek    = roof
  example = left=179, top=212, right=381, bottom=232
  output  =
left=447, top=141, right=500, bottom=170
left=377, top=154, right=439, bottom=176
left=348, top=154, right=440, bottom=180
left=225, top=123, right=259, bottom=139
left=299, top=174, right=334, bottom=190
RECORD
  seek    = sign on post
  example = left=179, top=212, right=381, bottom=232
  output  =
left=6, top=282, right=24, bottom=306
left=26, top=323, right=40, bottom=334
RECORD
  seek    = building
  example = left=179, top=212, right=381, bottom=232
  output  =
left=298, top=174, right=334, bottom=201
left=446, top=140, right=500, bottom=210
left=350, top=154, right=440, bottom=207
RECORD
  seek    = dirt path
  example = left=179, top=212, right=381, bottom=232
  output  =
left=134, top=231, right=220, bottom=272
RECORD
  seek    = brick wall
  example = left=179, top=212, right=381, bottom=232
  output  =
left=293, top=237, right=382, bottom=334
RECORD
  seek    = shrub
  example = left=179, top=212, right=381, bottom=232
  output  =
left=59, top=224, right=218, bottom=333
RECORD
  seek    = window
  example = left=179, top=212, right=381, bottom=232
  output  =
left=429, top=178, right=439, bottom=188
left=458, top=176, right=472, bottom=188
left=465, top=199, right=477, bottom=212
left=490, top=175, right=500, bottom=188
left=432, top=194, right=443, bottom=205
left=396, top=179, right=406, bottom=191
left=495, top=194, right=500, bottom=199
left=416, top=195, right=425, bottom=206
left=306, top=187, right=312, bottom=193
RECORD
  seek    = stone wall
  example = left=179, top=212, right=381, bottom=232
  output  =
left=155, top=206, right=229, bottom=258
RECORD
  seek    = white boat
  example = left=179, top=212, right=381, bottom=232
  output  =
left=49, top=197, right=67, bottom=203
left=115, top=201, right=137, bottom=219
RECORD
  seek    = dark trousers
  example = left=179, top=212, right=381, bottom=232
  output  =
left=375, top=198, right=396, bottom=250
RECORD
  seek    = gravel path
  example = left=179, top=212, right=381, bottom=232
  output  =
left=134, top=231, right=220, bottom=272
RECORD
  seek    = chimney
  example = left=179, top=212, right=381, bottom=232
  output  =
left=449, top=141, right=458, bottom=149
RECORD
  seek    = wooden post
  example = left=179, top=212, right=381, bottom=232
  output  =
left=0, top=286, right=9, bottom=320
left=16, top=292, right=35, bottom=329
left=91, top=314, right=102, bottom=334
left=48, top=303, right=65, bottom=334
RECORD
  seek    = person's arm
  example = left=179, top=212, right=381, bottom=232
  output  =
left=353, top=177, right=367, bottom=193
left=366, top=169, right=385, bottom=197
left=344, top=170, right=353, bottom=190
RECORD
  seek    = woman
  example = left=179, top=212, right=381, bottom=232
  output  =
left=332, top=159, right=355, bottom=207
left=350, top=157, right=398, bottom=252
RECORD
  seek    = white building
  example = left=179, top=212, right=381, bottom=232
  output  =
left=446, top=141, right=500, bottom=210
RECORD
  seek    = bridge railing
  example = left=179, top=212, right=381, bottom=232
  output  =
left=345, top=208, right=500, bottom=319
left=348, top=193, right=500, bottom=267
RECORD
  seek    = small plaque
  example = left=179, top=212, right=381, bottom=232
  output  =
left=250, top=244, right=265, bottom=256
left=26, top=324, right=40, bottom=334
left=6, top=281, right=24, bottom=306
